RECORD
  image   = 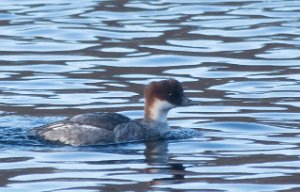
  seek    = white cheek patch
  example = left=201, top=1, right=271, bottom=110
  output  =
left=155, top=99, right=175, bottom=111
left=149, top=99, right=175, bottom=122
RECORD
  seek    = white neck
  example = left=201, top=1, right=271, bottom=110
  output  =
left=144, top=99, right=175, bottom=123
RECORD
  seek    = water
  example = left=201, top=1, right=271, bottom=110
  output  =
left=0, top=0, right=300, bottom=191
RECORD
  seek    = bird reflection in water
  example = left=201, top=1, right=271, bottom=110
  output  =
left=144, top=140, right=186, bottom=183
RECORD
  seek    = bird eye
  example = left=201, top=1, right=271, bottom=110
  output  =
left=168, top=92, right=176, bottom=97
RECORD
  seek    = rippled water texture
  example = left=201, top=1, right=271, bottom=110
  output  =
left=1, top=0, right=300, bottom=191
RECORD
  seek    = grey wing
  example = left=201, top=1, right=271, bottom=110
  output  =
left=68, top=112, right=131, bottom=131
left=33, top=112, right=131, bottom=145
left=34, top=122, right=115, bottom=146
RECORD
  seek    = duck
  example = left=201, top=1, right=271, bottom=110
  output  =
left=34, top=79, right=201, bottom=146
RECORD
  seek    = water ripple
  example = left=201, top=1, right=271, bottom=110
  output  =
left=0, top=0, right=300, bottom=191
